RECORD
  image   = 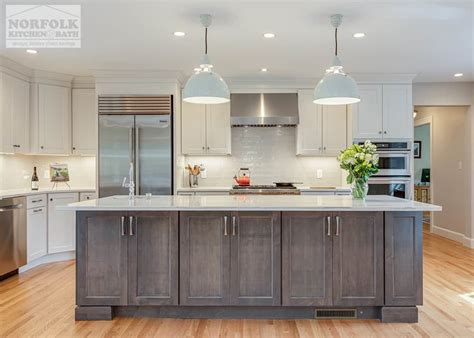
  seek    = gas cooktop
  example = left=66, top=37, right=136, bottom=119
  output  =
left=230, top=185, right=300, bottom=195
left=232, top=185, right=297, bottom=190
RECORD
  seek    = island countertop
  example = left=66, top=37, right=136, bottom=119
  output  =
left=61, top=194, right=441, bottom=212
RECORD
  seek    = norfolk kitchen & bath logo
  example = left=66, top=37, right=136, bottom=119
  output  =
left=6, top=5, right=81, bottom=48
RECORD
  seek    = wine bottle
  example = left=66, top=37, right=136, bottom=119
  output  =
left=31, top=167, right=39, bottom=191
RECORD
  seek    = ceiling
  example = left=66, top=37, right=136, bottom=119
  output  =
left=1, top=0, right=472, bottom=83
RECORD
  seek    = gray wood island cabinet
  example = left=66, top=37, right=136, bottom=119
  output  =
left=65, top=195, right=440, bottom=322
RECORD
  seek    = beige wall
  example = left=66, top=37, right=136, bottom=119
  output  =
left=415, top=107, right=469, bottom=235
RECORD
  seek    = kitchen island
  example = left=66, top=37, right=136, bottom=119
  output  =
left=62, top=195, right=441, bottom=323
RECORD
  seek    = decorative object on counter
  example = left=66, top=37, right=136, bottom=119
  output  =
left=31, top=167, right=39, bottom=191
left=183, top=14, right=230, bottom=105
left=313, top=14, right=360, bottom=105
left=50, top=163, right=71, bottom=190
left=414, top=141, right=422, bottom=158
left=338, top=140, right=379, bottom=199
left=233, top=168, right=251, bottom=186
left=186, top=164, right=200, bottom=188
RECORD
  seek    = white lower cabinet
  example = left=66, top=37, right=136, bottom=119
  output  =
left=27, top=206, right=47, bottom=262
left=47, top=193, right=79, bottom=254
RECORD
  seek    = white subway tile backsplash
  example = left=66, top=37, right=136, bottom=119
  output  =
left=184, top=127, right=344, bottom=187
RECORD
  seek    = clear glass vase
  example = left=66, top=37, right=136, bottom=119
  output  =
left=351, top=178, right=369, bottom=199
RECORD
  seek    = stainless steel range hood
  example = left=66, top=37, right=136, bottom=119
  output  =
left=230, top=93, right=299, bottom=126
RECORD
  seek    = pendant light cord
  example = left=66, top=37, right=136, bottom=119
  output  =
left=335, top=27, right=338, bottom=56
left=205, top=27, right=208, bottom=54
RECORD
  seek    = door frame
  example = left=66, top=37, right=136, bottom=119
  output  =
left=414, top=115, right=433, bottom=232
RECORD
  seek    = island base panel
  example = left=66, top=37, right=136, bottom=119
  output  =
left=75, top=305, right=416, bottom=322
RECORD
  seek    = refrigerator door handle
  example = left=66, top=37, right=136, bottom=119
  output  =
left=135, top=127, right=140, bottom=195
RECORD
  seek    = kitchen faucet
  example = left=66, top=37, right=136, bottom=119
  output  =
left=122, top=162, right=135, bottom=200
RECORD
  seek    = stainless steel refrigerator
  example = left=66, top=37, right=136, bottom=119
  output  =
left=98, top=95, right=173, bottom=198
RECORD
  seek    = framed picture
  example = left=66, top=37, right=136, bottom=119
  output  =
left=50, top=163, right=70, bottom=182
left=414, top=141, right=422, bottom=159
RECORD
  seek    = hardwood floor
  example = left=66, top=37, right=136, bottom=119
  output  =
left=1, top=231, right=473, bottom=337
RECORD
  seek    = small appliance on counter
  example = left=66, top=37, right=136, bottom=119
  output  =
left=233, top=168, right=251, bottom=186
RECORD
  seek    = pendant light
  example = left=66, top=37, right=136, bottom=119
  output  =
left=314, top=14, right=360, bottom=105
left=183, top=14, right=230, bottom=104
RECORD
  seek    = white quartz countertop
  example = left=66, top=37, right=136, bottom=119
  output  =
left=0, top=187, right=96, bottom=200
left=176, top=186, right=351, bottom=192
left=60, top=195, right=442, bottom=212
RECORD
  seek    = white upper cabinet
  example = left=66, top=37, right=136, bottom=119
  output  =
left=296, top=90, right=323, bottom=155
left=382, top=85, right=413, bottom=139
left=352, top=85, right=383, bottom=139
left=297, top=90, right=347, bottom=156
left=0, top=72, right=30, bottom=154
left=181, top=101, right=231, bottom=155
left=35, top=83, right=71, bottom=155
left=353, top=84, right=413, bottom=140
left=322, top=105, right=347, bottom=155
left=72, top=88, right=96, bottom=155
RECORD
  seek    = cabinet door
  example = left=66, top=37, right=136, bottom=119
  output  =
left=352, top=85, right=383, bottom=139
left=296, top=90, right=323, bottom=155
left=0, top=73, right=14, bottom=153
left=27, top=206, right=47, bottom=262
left=38, top=84, right=71, bottom=154
left=230, top=211, right=281, bottom=306
left=282, top=212, right=332, bottom=306
left=206, top=103, right=231, bottom=154
left=385, top=212, right=423, bottom=306
left=47, top=193, right=79, bottom=253
left=12, top=76, right=30, bottom=153
left=322, top=105, right=347, bottom=155
left=333, top=212, right=384, bottom=306
left=180, top=211, right=231, bottom=305
left=181, top=101, right=207, bottom=154
left=76, top=212, right=128, bottom=306
left=72, top=88, right=96, bottom=155
left=382, top=85, right=413, bottom=139
left=128, top=212, right=179, bottom=305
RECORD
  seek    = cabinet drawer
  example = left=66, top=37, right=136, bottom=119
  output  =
left=80, top=192, right=97, bottom=201
left=27, top=194, right=47, bottom=209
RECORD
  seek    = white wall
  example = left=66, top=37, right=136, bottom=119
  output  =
left=413, top=82, right=474, bottom=247
left=183, top=127, right=344, bottom=188
left=0, top=154, right=95, bottom=191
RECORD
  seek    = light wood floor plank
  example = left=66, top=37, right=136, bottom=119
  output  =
left=0, top=231, right=473, bottom=337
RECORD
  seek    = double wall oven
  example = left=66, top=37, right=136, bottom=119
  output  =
left=358, top=141, right=412, bottom=199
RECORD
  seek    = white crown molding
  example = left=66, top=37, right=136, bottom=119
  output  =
left=30, top=69, right=74, bottom=87
left=72, top=76, right=95, bottom=89
left=0, top=55, right=32, bottom=81
left=93, top=69, right=186, bottom=85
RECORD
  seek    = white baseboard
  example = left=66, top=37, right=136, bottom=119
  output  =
left=463, top=236, right=474, bottom=249
left=432, top=225, right=474, bottom=249
left=19, top=251, right=75, bottom=273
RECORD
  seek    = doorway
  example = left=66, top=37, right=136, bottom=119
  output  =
left=414, top=115, right=432, bottom=230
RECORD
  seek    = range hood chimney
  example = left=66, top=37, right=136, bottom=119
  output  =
left=230, top=93, right=299, bottom=126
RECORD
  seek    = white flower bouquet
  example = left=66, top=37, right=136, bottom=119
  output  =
left=337, top=140, right=379, bottom=199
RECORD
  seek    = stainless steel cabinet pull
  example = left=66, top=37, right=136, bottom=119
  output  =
left=224, top=216, right=228, bottom=236
left=335, top=216, right=341, bottom=236
left=232, top=216, right=237, bottom=236
left=33, top=208, right=43, bottom=213
left=31, top=199, right=42, bottom=203
left=129, top=216, right=134, bottom=236
left=326, top=216, right=331, bottom=236
left=121, top=216, right=126, bottom=236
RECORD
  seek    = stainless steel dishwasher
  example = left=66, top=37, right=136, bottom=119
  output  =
left=0, top=197, right=26, bottom=279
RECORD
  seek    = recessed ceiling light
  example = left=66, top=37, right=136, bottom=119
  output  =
left=26, top=49, right=38, bottom=54
left=173, top=31, right=185, bottom=37
left=353, top=32, right=366, bottom=38
left=454, top=73, right=463, bottom=77
left=263, top=33, right=275, bottom=39
left=260, top=68, right=268, bottom=72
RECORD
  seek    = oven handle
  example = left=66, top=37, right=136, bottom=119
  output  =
left=368, top=178, right=411, bottom=184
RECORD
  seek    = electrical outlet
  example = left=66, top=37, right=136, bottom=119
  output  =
left=317, top=169, right=323, bottom=179
left=458, top=161, right=463, bottom=170
left=43, top=170, right=49, bottom=179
